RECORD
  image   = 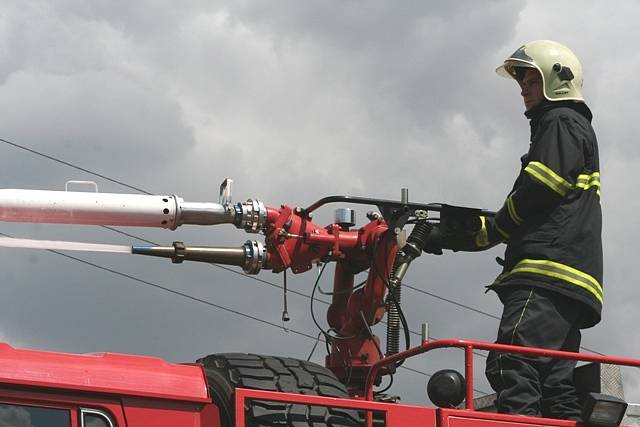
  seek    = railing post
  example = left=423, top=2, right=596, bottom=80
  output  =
left=235, top=388, right=246, bottom=426
left=465, top=345, right=474, bottom=410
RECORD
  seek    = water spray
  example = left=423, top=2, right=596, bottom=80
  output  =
left=0, top=237, right=131, bottom=254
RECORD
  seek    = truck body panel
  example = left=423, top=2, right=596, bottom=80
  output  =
left=0, top=342, right=209, bottom=403
left=122, top=397, right=221, bottom=427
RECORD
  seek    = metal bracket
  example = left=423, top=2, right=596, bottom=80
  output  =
left=219, top=178, right=233, bottom=207
left=171, top=241, right=186, bottom=264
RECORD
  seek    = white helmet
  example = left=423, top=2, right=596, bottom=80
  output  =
left=496, top=40, right=584, bottom=102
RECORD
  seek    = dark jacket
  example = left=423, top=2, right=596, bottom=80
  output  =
left=484, top=101, right=602, bottom=328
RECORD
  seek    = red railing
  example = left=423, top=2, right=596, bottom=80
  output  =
left=234, top=339, right=640, bottom=427
left=234, top=387, right=437, bottom=427
left=234, top=387, right=579, bottom=427
left=365, top=338, right=640, bottom=408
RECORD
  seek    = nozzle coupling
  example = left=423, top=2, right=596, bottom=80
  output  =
left=131, top=240, right=266, bottom=274
left=233, top=199, right=268, bottom=233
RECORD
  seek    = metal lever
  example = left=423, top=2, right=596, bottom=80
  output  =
left=219, top=178, right=233, bottom=206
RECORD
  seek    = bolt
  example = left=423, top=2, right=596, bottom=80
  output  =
left=366, top=211, right=380, bottom=221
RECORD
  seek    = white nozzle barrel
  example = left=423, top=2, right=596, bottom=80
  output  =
left=0, top=189, right=235, bottom=230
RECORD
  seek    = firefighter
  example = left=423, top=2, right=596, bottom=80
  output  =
left=471, top=40, right=602, bottom=419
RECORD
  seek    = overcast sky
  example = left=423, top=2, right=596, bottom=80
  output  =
left=1, top=0, right=640, bottom=407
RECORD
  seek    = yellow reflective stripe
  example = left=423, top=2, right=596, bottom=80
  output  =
left=511, top=259, right=603, bottom=303
left=576, top=173, right=600, bottom=184
left=576, top=182, right=600, bottom=189
left=518, top=259, right=602, bottom=293
left=525, top=164, right=601, bottom=197
left=580, top=171, right=600, bottom=179
left=576, top=172, right=601, bottom=190
left=475, top=216, right=489, bottom=247
left=577, top=172, right=600, bottom=181
left=506, top=196, right=523, bottom=225
left=576, top=172, right=601, bottom=198
left=524, top=162, right=572, bottom=196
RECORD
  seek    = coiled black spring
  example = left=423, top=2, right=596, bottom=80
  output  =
left=407, top=220, right=433, bottom=252
left=385, top=266, right=402, bottom=357
left=385, top=220, right=433, bottom=357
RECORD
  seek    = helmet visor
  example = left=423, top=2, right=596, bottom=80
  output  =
left=496, top=59, right=536, bottom=79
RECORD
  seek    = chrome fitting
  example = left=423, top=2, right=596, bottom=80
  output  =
left=242, top=240, right=266, bottom=274
left=237, top=199, right=267, bottom=233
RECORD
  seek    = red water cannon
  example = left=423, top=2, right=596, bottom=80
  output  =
left=0, top=178, right=493, bottom=394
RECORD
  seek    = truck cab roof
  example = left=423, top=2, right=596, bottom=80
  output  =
left=0, top=342, right=210, bottom=403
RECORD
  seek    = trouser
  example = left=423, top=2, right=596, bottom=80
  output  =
left=485, top=286, right=583, bottom=420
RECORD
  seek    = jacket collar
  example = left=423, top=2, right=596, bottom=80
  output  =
left=524, top=100, right=592, bottom=139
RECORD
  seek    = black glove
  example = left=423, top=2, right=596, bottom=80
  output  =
left=436, top=216, right=504, bottom=252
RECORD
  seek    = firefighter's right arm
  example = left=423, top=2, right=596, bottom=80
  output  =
left=425, top=113, right=587, bottom=254
left=488, top=113, right=587, bottom=243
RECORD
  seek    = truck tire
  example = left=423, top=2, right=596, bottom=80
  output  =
left=196, top=353, right=360, bottom=427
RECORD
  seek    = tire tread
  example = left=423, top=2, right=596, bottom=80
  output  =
left=197, top=353, right=359, bottom=427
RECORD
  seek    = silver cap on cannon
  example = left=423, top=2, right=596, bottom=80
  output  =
left=334, top=208, right=356, bottom=228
